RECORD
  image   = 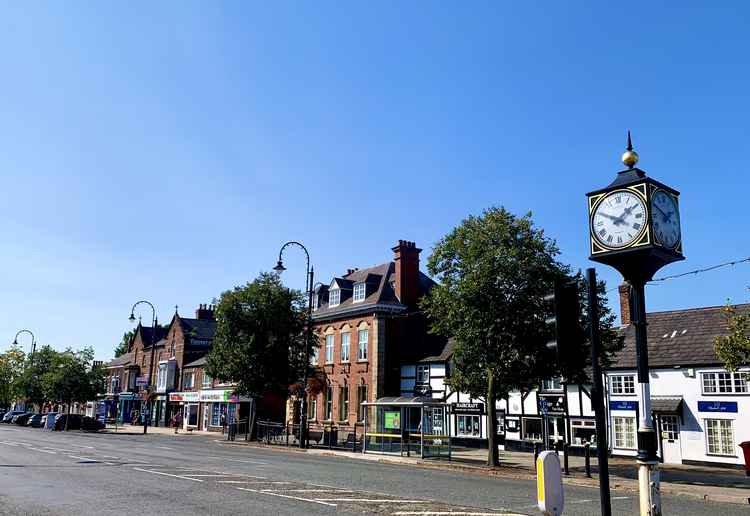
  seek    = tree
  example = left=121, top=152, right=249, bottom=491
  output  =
left=17, top=345, right=58, bottom=410
left=0, top=344, right=25, bottom=409
left=42, top=347, right=101, bottom=428
left=714, top=301, right=750, bottom=372
left=421, top=207, right=621, bottom=466
left=206, top=273, right=310, bottom=434
left=114, top=329, right=136, bottom=358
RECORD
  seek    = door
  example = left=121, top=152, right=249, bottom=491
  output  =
left=659, top=415, right=682, bottom=464
left=185, top=404, right=199, bottom=428
left=202, top=404, right=210, bottom=431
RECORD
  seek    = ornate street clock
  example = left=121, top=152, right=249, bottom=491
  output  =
left=587, top=133, right=684, bottom=283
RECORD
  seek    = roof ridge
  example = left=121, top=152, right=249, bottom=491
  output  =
left=645, top=302, right=750, bottom=316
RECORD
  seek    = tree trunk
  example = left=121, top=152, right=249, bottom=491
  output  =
left=486, top=370, right=499, bottom=467
left=247, top=398, right=257, bottom=441
left=65, top=402, right=70, bottom=431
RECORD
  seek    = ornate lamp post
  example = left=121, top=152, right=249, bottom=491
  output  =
left=13, top=329, right=36, bottom=411
left=274, top=241, right=314, bottom=449
left=128, top=300, right=158, bottom=435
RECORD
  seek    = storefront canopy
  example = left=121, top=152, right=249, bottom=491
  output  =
left=651, top=396, right=683, bottom=413
left=363, top=396, right=445, bottom=406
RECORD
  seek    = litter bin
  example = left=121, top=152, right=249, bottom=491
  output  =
left=739, top=441, right=750, bottom=476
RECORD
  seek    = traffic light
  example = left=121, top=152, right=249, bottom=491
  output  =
left=544, top=278, right=581, bottom=355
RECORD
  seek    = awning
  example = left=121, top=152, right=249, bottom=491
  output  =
left=651, top=396, right=683, bottom=413
left=363, top=396, right=445, bottom=406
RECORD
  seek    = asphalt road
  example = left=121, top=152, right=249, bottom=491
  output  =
left=0, top=425, right=745, bottom=515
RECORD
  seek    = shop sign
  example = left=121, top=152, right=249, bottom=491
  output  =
left=538, top=395, right=565, bottom=415
left=698, top=401, right=738, bottom=413
left=169, top=392, right=199, bottom=402
left=452, top=402, right=485, bottom=415
left=609, top=400, right=638, bottom=411
left=199, top=390, right=233, bottom=402
left=384, top=410, right=401, bottom=430
left=505, top=418, right=520, bottom=432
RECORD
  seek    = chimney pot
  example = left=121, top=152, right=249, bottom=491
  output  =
left=618, top=283, right=632, bottom=326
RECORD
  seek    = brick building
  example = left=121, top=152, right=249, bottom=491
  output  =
left=299, top=240, right=446, bottom=440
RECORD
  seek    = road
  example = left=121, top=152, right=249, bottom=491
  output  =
left=0, top=425, right=744, bottom=515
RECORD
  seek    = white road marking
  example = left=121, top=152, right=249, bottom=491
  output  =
left=132, top=467, right=204, bottom=482
left=224, top=458, right=268, bottom=465
left=0, top=441, right=20, bottom=446
left=157, top=446, right=174, bottom=450
left=612, top=496, right=630, bottom=500
left=28, top=448, right=57, bottom=454
left=315, top=498, right=430, bottom=503
left=69, top=444, right=95, bottom=449
left=568, top=499, right=594, bottom=504
left=181, top=474, right=231, bottom=477
left=263, top=489, right=357, bottom=493
left=68, top=455, right=99, bottom=462
left=393, top=513, right=522, bottom=516
left=236, top=487, right=338, bottom=507
left=218, top=480, right=288, bottom=484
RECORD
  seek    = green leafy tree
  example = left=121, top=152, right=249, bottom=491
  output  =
left=421, top=207, right=621, bottom=466
left=114, top=329, right=136, bottom=358
left=42, top=347, right=101, bottom=427
left=17, top=345, right=58, bottom=409
left=714, top=301, right=750, bottom=371
left=0, top=344, right=26, bottom=409
left=206, top=273, right=311, bottom=432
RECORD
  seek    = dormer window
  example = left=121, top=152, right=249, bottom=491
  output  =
left=329, top=288, right=341, bottom=307
left=353, top=283, right=366, bottom=302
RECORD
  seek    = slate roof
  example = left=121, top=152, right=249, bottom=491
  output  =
left=609, top=303, right=750, bottom=370
left=140, top=326, right=167, bottom=346
left=417, top=338, right=456, bottom=363
left=107, top=352, right=135, bottom=369
left=184, top=356, right=207, bottom=368
left=312, top=262, right=436, bottom=319
left=179, top=317, right=217, bottom=342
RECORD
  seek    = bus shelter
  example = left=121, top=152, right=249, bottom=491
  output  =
left=362, top=396, right=451, bottom=459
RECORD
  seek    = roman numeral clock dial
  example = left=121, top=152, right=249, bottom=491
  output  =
left=591, top=190, right=647, bottom=249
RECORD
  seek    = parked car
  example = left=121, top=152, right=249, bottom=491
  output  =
left=12, top=413, right=33, bottom=425
left=41, top=412, right=58, bottom=428
left=53, top=414, right=83, bottom=431
left=81, top=416, right=104, bottom=432
left=1, top=411, right=25, bottom=423
left=26, top=414, right=44, bottom=428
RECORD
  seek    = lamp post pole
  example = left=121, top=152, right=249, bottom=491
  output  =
left=129, top=301, right=157, bottom=435
left=13, top=329, right=36, bottom=411
left=274, top=241, right=314, bottom=449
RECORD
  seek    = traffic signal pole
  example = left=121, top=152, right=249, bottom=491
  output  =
left=586, top=268, right=611, bottom=516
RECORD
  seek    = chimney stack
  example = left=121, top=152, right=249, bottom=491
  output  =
left=391, top=240, right=422, bottom=307
left=618, top=283, right=631, bottom=326
left=195, top=303, right=215, bottom=320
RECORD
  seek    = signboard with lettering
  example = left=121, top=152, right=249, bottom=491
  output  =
left=698, top=401, right=738, bottom=413
left=537, top=395, right=565, bottom=415
left=384, top=410, right=401, bottom=430
left=451, top=402, right=485, bottom=415
left=609, top=400, right=638, bottom=411
left=169, top=392, right=200, bottom=403
left=136, top=376, right=148, bottom=387
left=505, top=418, right=520, bottom=432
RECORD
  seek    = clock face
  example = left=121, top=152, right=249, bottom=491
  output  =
left=651, top=190, right=681, bottom=248
left=591, top=190, right=647, bottom=249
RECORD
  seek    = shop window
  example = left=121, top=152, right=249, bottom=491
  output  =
left=456, top=415, right=481, bottom=437
left=338, top=385, right=349, bottom=421
left=324, top=387, right=333, bottom=421
left=211, top=403, right=230, bottom=427
left=571, top=419, right=596, bottom=445
left=611, top=374, right=635, bottom=395
left=706, top=419, right=734, bottom=456
left=522, top=417, right=542, bottom=441
left=613, top=416, right=636, bottom=449
left=357, top=384, right=368, bottom=422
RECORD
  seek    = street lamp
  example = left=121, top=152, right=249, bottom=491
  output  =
left=274, top=241, right=314, bottom=449
left=13, top=329, right=36, bottom=411
left=128, top=300, right=158, bottom=435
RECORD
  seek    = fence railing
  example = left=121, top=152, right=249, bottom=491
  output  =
left=255, top=420, right=364, bottom=452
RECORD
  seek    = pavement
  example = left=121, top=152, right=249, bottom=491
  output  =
left=0, top=423, right=747, bottom=515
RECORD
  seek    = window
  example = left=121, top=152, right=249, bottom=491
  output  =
left=183, top=372, right=194, bottom=389
left=310, top=344, right=319, bottom=366
left=110, top=376, right=120, bottom=394
left=202, top=373, right=212, bottom=389
left=571, top=419, right=596, bottom=446
left=416, top=365, right=430, bottom=385
left=325, top=334, right=334, bottom=364
left=329, top=289, right=341, bottom=307
left=353, top=283, right=366, bottom=302
left=661, top=415, right=679, bottom=441
left=358, top=329, right=368, bottom=361
left=522, top=417, right=542, bottom=441
left=324, top=387, right=333, bottom=420
left=312, top=295, right=319, bottom=310
left=611, top=374, right=636, bottom=395
left=339, top=385, right=349, bottom=421
left=157, top=363, right=167, bottom=391
left=541, top=378, right=562, bottom=391
left=308, top=395, right=317, bottom=420
left=706, top=419, right=734, bottom=455
left=613, top=416, right=636, bottom=449
left=701, top=371, right=749, bottom=394
left=357, top=384, right=368, bottom=422
left=341, top=332, right=350, bottom=362
left=210, top=403, right=234, bottom=427
left=457, top=415, right=481, bottom=437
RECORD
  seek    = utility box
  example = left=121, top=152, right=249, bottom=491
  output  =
left=739, top=441, right=750, bottom=476
left=537, top=451, right=564, bottom=516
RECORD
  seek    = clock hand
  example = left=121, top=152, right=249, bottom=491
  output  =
left=653, top=204, right=667, bottom=218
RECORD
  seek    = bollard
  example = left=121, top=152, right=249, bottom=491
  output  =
left=563, top=443, right=570, bottom=476
left=584, top=442, right=592, bottom=478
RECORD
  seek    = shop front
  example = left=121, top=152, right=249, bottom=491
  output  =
left=117, top=393, right=143, bottom=424
left=199, top=389, right=251, bottom=432
left=169, top=392, right=201, bottom=430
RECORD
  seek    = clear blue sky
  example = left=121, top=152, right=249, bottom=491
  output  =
left=2, top=2, right=749, bottom=360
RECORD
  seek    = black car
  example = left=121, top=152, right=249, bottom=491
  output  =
left=53, top=414, right=83, bottom=431
left=81, top=416, right=105, bottom=432
left=26, top=414, right=44, bottom=428
left=12, top=413, right=33, bottom=425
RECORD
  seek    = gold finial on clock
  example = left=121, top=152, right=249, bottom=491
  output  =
left=621, top=130, right=639, bottom=168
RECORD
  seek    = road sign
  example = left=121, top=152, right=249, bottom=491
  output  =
left=537, top=451, right=564, bottom=516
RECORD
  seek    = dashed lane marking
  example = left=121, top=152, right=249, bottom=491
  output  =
left=262, top=489, right=357, bottom=493
left=28, top=448, right=56, bottom=454
left=218, top=480, right=288, bottom=484
left=132, top=467, right=204, bottom=482
left=224, top=458, right=268, bottom=465
left=315, top=498, right=430, bottom=503
left=392, top=513, right=524, bottom=516
left=235, top=487, right=338, bottom=507
left=157, top=446, right=174, bottom=450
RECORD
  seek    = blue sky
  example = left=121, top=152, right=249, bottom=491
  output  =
left=1, top=2, right=749, bottom=359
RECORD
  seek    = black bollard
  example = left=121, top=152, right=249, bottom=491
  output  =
left=585, top=442, right=592, bottom=478
left=563, top=443, right=570, bottom=476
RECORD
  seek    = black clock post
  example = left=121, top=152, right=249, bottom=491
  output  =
left=586, top=134, right=684, bottom=516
